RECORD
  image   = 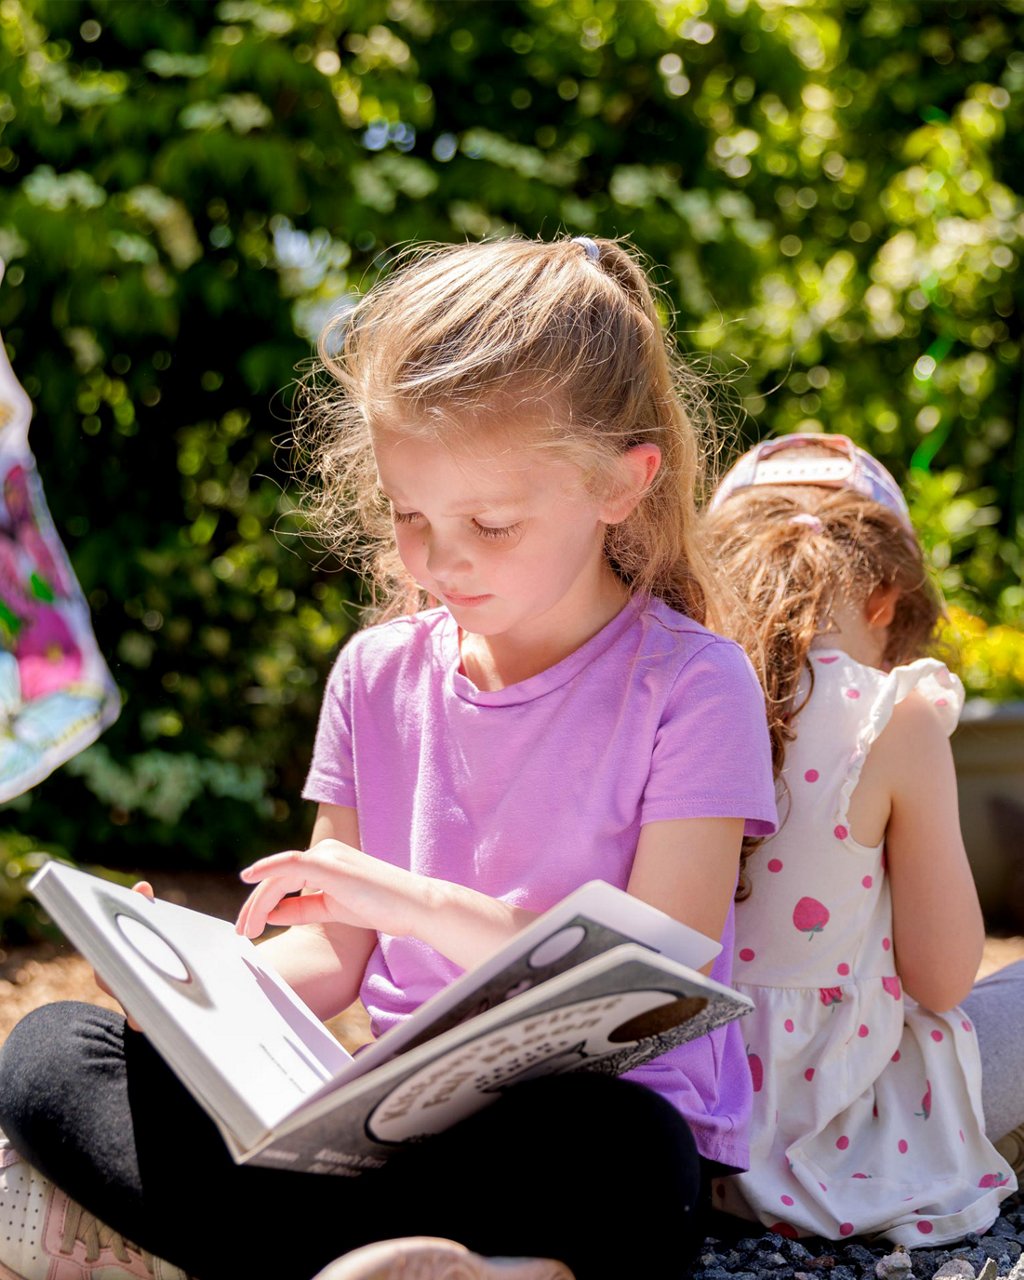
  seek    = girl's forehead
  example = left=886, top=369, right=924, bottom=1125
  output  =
left=372, top=426, right=581, bottom=500
left=372, top=412, right=570, bottom=466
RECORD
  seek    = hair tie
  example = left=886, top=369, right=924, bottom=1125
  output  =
left=571, top=236, right=600, bottom=261
left=790, top=513, right=823, bottom=533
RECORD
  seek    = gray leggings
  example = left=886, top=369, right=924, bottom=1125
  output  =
left=964, top=958, right=1024, bottom=1140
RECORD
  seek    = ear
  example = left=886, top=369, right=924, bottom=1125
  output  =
left=599, top=443, right=662, bottom=524
left=865, top=582, right=899, bottom=630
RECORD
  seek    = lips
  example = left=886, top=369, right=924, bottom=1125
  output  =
left=441, top=590, right=493, bottom=607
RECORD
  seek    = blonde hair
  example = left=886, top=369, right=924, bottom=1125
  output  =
left=294, top=236, right=721, bottom=624
left=703, top=485, right=943, bottom=792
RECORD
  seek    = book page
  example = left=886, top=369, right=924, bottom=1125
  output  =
left=253, top=945, right=750, bottom=1174
left=31, top=864, right=352, bottom=1137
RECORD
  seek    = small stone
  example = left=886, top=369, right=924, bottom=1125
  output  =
left=965, top=1250, right=988, bottom=1272
left=1005, top=1255, right=1024, bottom=1280
left=875, top=1248, right=913, bottom=1279
left=932, top=1263, right=974, bottom=1280
left=973, top=1260, right=997, bottom=1280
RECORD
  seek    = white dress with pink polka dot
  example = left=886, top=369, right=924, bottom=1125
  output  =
left=719, top=651, right=1015, bottom=1246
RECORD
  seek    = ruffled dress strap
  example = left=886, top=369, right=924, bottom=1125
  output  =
left=828, top=655, right=964, bottom=849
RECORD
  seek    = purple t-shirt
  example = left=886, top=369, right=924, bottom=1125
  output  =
left=304, top=596, right=776, bottom=1170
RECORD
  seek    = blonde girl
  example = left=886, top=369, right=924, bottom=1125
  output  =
left=0, top=237, right=775, bottom=1280
left=705, top=434, right=1022, bottom=1246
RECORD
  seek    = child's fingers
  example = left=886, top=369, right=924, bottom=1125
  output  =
left=239, top=855, right=332, bottom=910
left=240, top=848, right=334, bottom=885
left=236, top=843, right=400, bottom=935
left=263, top=893, right=331, bottom=929
left=236, top=854, right=300, bottom=937
left=236, top=876, right=295, bottom=939
left=235, top=884, right=268, bottom=938
left=132, top=880, right=155, bottom=901
left=241, top=839, right=367, bottom=887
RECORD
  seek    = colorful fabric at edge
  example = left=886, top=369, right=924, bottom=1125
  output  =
left=0, top=279, right=119, bottom=801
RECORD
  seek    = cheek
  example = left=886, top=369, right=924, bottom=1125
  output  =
left=522, top=522, right=603, bottom=589
left=393, top=525, right=425, bottom=575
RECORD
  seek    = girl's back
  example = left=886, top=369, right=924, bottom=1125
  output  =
left=704, top=434, right=1015, bottom=1245
left=719, top=649, right=1012, bottom=1244
left=734, top=650, right=960, bottom=987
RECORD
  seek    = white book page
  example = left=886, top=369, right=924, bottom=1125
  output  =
left=302, top=878, right=721, bottom=1098
left=31, top=864, right=352, bottom=1136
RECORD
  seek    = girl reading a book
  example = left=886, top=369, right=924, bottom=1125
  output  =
left=0, top=236, right=775, bottom=1280
left=704, top=434, right=1023, bottom=1244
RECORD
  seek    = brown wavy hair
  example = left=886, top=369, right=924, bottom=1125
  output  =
left=292, top=235, right=723, bottom=625
left=703, top=484, right=943, bottom=795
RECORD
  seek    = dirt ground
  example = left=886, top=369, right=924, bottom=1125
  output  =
left=1, top=869, right=1021, bottom=1050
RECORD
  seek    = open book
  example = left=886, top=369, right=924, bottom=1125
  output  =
left=31, top=862, right=753, bottom=1176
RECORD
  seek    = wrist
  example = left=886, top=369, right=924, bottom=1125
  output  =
left=398, top=876, right=535, bottom=970
left=393, top=868, right=450, bottom=941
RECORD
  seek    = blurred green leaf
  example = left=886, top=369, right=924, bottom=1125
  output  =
left=0, top=0, right=1020, bottom=886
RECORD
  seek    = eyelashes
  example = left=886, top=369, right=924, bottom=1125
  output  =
left=474, top=522, right=520, bottom=540
left=391, top=510, right=521, bottom=541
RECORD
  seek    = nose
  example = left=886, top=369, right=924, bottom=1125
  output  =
left=424, top=528, right=472, bottom=582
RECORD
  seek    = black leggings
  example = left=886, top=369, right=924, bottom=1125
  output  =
left=0, top=1002, right=709, bottom=1280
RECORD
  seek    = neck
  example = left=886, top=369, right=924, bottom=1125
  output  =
left=812, top=599, right=887, bottom=669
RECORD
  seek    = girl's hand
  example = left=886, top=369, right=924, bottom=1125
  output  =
left=237, top=821, right=534, bottom=971
left=93, top=880, right=154, bottom=1031
left=236, top=840, right=423, bottom=941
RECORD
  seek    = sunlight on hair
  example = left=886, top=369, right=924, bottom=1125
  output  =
left=288, top=235, right=728, bottom=626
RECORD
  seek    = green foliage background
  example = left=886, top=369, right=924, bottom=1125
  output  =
left=0, top=0, right=1021, bottom=874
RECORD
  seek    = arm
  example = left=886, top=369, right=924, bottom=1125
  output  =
left=238, top=833, right=536, bottom=974
left=876, top=692, right=984, bottom=1011
left=628, top=817, right=745, bottom=976
left=249, top=804, right=378, bottom=1020
left=239, top=814, right=744, bottom=976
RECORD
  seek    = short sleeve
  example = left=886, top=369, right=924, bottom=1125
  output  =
left=641, top=638, right=777, bottom=838
left=302, top=645, right=357, bottom=807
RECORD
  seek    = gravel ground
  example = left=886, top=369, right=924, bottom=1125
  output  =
left=688, top=933, right=1024, bottom=1280
left=3, top=873, right=1023, bottom=1279
left=695, top=1205, right=1024, bottom=1280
